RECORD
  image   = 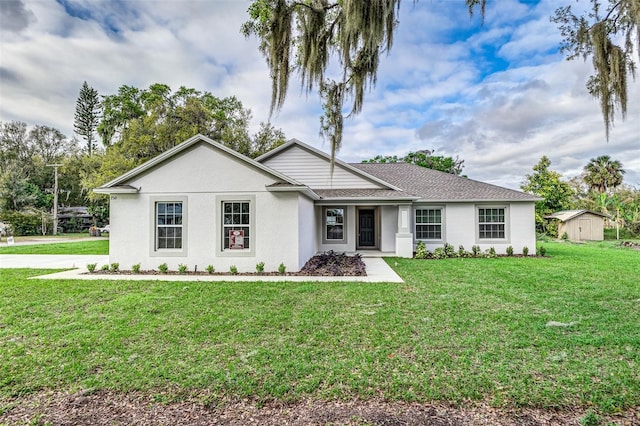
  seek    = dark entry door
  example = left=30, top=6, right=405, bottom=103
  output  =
left=358, top=209, right=376, bottom=247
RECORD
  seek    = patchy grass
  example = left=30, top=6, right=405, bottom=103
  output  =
left=0, top=242, right=639, bottom=413
left=0, top=240, right=108, bottom=255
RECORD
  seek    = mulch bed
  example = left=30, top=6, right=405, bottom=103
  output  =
left=2, top=391, right=639, bottom=425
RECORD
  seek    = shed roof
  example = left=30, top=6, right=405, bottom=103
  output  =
left=545, top=210, right=610, bottom=222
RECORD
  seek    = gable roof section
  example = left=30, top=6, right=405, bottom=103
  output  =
left=352, top=163, right=541, bottom=202
left=545, top=210, right=610, bottom=221
left=95, top=134, right=305, bottom=194
left=256, top=139, right=401, bottom=191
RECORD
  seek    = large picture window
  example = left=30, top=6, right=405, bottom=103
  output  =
left=222, top=201, right=250, bottom=249
left=478, top=207, right=506, bottom=239
left=325, top=207, right=345, bottom=241
left=415, top=208, right=442, bottom=240
left=156, top=202, right=183, bottom=249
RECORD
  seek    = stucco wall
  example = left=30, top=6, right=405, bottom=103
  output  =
left=414, top=202, right=536, bottom=255
left=316, top=205, right=357, bottom=252
left=380, top=205, right=398, bottom=253
left=108, top=142, right=305, bottom=273
left=297, top=195, right=317, bottom=269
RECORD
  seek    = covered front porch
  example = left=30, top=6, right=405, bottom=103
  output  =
left=314, top=202, right=415, bottom=258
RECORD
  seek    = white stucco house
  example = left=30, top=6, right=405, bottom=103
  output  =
left=95, top=134, right=539, bottom=272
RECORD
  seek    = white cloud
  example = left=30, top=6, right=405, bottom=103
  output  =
left=0, top=0, right=638, bottom=191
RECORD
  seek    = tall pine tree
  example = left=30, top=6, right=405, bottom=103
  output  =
left=74, top=81, right=101, bottom=156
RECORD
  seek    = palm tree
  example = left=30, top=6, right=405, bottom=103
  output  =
left=583, top=155, right=625, bottom=194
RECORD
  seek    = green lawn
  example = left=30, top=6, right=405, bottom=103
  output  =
left=0, top=239, right=108, bottom=255
left=0, top=242, right=638, bottom=413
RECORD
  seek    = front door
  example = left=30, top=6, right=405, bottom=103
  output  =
left=358, top=209, right=376, bottom=248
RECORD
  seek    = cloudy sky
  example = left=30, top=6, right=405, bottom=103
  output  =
left=1, top=0, right=638, bottom=189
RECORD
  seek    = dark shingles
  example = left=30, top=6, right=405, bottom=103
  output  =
left=351, top=163, right=539, bottom=202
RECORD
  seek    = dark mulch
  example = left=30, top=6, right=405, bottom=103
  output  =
left=2, top=391, right=639, bottom=425
left=299, top=251, right=367, bottom=276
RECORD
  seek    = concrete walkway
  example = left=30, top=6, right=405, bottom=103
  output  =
left=0, top=255, right=404, bottom=283
left=0, top=254, right=109, bottom=269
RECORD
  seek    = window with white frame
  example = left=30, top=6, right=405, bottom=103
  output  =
left=222, top=201, right=251, bottom=249
left=478, top=207, right=506, bottom=239
left=325, top=207, right=345, bottom=241
left=415, top=208, right=442, bottom=240
left=156, top=201, right=183, bottom=249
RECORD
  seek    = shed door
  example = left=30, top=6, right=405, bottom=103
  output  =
left=579, top=219, right=592, bottom=241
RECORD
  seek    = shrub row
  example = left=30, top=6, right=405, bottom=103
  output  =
left=87, top=261, right=287, bottom=275
left=414, top=242, right=543, bottom=259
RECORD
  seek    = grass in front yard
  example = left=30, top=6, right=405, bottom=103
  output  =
left=0, top=240, right=108, bottom=255
left=0, top=242, right=639, bottom=412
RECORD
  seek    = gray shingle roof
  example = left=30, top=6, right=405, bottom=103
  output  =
left=314, top=188, right=417, bottom=200
left=351, top=163, right=539, bottom=202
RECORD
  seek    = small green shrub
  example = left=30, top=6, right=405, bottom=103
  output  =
left=131, top=263, right=141, bottom=274
left=109, top=262, right=119, bottom=273
left=86, top=263, right=97, bottom=273
left=432, top=247, right=446, bottom=259
left=443, top=243, right=455, bottom=257
left=206, top=264, right=215, bottom=274
left=158, top=263, right=169, bottom=274
left=506, top=246, right=514, bottom=256
left=458, top=245, right=467, bottom=258
left=539, top=245, right=547, bottom=257
left=230, top=265, right=238, bottom=275
left=471, top=245, right=481, bottom=257
left=414, top=241, right=428, bottom=259
left=522, top=246, right=529, bottom=256
left=484, top=247, right=497, bottom=258
left=101, top=264, right=109, bottom=271
left=178, top=264, right=188, bottom=274
left=256, top=261, right=265, bottom=273
left=278, top=262, right=286, bottom=274
left=561, top=231, right=569, bottom=241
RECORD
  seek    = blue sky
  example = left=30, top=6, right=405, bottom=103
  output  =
left=1, top=0, right=638, bottom=189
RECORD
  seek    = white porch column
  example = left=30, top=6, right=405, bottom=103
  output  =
left=395, top=204, right=414, bottom=258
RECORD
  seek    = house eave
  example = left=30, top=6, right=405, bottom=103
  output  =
left=316, top=196, right=419, bottom=205
left=265, top=185, right=320, bottom=200
left=414, top=197, right=541, bottom=203
left=93, top=185, right=140, bottom=195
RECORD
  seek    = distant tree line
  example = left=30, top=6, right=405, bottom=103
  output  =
left=0, top=82, right=287, bottom=236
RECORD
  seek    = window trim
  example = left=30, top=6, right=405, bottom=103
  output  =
left=414, top=206, right=445, bottom=242
left=149, top=196, right=188, bottom=257
left=476, top=205, right=510, bottom=243
left=216, top=195, right=256, bottom=257
left=322, top=206, right=347, bottom=244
